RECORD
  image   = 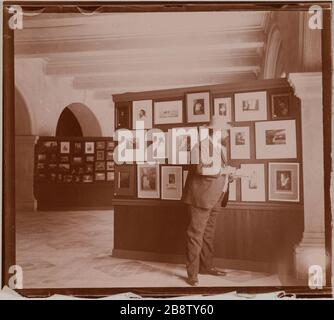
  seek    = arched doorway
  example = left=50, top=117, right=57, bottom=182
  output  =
left=56, top=103, right=102, bottom=137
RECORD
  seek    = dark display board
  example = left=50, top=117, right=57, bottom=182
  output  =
left=111, top=78, right=304, bottom=272
left=34, top=137, right=116, bottom=210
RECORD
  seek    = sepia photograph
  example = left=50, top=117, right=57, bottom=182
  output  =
left=1, top=1, right=332, bottom=302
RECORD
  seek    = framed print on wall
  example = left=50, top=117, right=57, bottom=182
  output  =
left=137, top=163, right=160, bottom=198
left=85, top=142, right=95, bottom=154
left=133, top=100, right=153, bottom=129
left=60, top=141, right=70, bottom=154
left=154, top=100, right=183, bottom=125
left=116, top=106, right=131, bottom=129
left=230, top=126, right=250, bottom=159
left=240, top=164, right=265, bottom=202
left=186, top=92, right=210, bottom=123
left=255, top=120, right=297, bottom=159
left=214, top=97, right=232, bottom=122
left=271, top=93, right=291, bottom=119
left=161, top=166, right=183, bottom=200
left=234, top=91, right=267, bottom=121
left=114, top=165, right=136, bottom=196
left=228, top=179, right=237, bottom=201
left=269, top=162, right=300, bottom=202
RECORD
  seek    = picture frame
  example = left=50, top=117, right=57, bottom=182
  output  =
left=60, top=155, right=69, bottom=163
left=96, top=150, right=105, bottom=161
left=255, top=120, right=297, bottom=159
left=240, top=164, right=265, bottom=202
left=116, top=105, right=131, bottom=129
left=106, top=151, right=113, bottom=161
left=114, top=165, right=136, bottom=196
left=85, top=142, right=95, bottom=154
left=73, top=142, right=82, bottom=153
left=85, top=164, right=94, bottom=173
left=59, top=163, right=70, bottom=173
left=161, top=166, right=183, bottom=200
left=137, top=163, right=160, bottom=198
left=63, top=175, right=73, bottom=183
left=95, top=161, right=105, bottom=171
left=228, top=179, right=237, bottom=201
left=86, top=155, right=94, bottom=162
left=73, top=175, right=81, bottom=183
left=271, top=93, right=291, bottom=119
left=95, top=173, right=106, bottom=181
left=186, top=92, right=211, bottom=123
left=42, top=141, right=58, bottom=153
left=269, top=162, right=300, bottom=202
left=96, top=141, right=105, bottom=150
left=154, top=100, right=183, bottom=125
left=234, top=91, right=267, bottom=121
left=214, top=97, right=232, bottom=122
left=60, top=141, right=70, bottom=154
left=230, top=126, right=251, bottom=159
left=106, top=141, right=116, bottom=150
left=133, top=100, right=153, bottom=129
left=106, top=161, right=115, bottom=171
left=82, top=174, right=93, bottom=183
left=37, top=154, right=46, bottom=162
left=72, top=156, right=83, bottom=165
left=183, top=170, right=189, bottom=188
left=106, top=172, right=115, bottom=181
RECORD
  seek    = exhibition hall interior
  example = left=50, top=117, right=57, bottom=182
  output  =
left=13, top=9, right=328, bottom=289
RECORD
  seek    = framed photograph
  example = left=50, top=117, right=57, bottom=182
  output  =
left=85, top=142, right=95, bottom=154
left=255, top=120, right=297, bottom=159
left=137, top=164, right=160, bottom=198
left=106, top=161, right=115, bottom=171
left=116, top=106, right=131, bottom=129
left=214, top=97, right=232, bottom=122
left=95, top=161, right=105, bottom=171
left=86, top=155, right=94, bottom=162
left=154, top=100, right=183, bottom=125
left=59, top=163, right=70, bottom=173
left=151, top=131, right=168, bottom=160
left=96, top=150, right=105, bottom=161
left=42, top=141, right=58, bottom=153
left=234, top=91, right=267, bottom=121
left=271, top=93, right=291, bottom=119
left=85, top=164, right=94, bottom=173
left=73, top=142, right=82, bottom=153
left=95, top=173, right=106, bottom=181
left=183, top=170, right=189, bottom=188
left=73, top=175, right=81, bottom=183
left=186, top=92, right=210, bottom=123
left=37, top=163, right=45, bottom=171
left=72, top=156, right=83, bottom=165
left=82, top=174, right=93, bottom=183
left=48, top=163, right=57, bottom=170
left=106, top=151, right=113, bottom=161
left=60, top=156, right=69, bottom=163
left=161, top=166, right=183, bottom=200
left=37, top=154, right=46, bottom=162
left=106, top=141, right=116, bottom=150
left=230, top=126, right=251, bottom=159
left=269, top=163, right=300, bottom=202
left=228, top=179, right=237, bottom=201
left=63, top=175, right=73, bottom=183
left=60, top=141, right=70, bottom=154
left=240, top=164, right=265, bottom=202
left=96, top=141, right=105, bottom=150
left=114, top=165, right=136, bottom=196
left=133, top=100, right=153, bottom=129
left=106, top=172, right=115, bottom=181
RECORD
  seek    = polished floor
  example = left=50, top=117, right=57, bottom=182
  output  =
left=16, top=210, right=282, bottom=288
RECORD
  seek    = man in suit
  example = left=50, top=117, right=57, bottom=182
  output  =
left=182, top=115, right=235, bottom=286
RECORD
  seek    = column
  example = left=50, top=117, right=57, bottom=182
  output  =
left=288, top=72, right=327, bottom=285
left=15, top=135, right=37, bottom=211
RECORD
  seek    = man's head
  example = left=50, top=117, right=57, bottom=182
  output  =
left=205, top=115, right=232, bottom=140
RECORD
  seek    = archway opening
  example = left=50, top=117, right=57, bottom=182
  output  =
left=15, top=87, right=33, bottom=135
left=56, top=107, right=83, bottom=137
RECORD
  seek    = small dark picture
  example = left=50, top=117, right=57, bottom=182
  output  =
left=95, top=173, right=106, bottom=181
left=72, top=156, right=83, bottom=165
left=48, top=164, right=57, bottom=170
left=117, top=108, right=129, bottom=128
left=218, top=103, right=227, bottom=116
left=119, top=172, right=130, bottom=188
left=96, top=141, right=105, bottom=150
left=276, top=170, right=292, bottom=192
left=107, top=172, right=115, bottom=181
left=95, top=161, right=105, bottom=171
left=265, top=129, right=287, bottom=145
left=272, top=94, right=290, bottom=118
left=63, top=175, right=73, bottom=183
left=60, top=156, right=69, bottom=163
left=49, top=154, right=57, bottom=163
left=42, top=141, right=58, bottom=152
left=59, top=163, right=70, bottom=173
left=193, top=99, right=205, bottom=115
left=38, top=154, right=46, bottom=162
left=235, top=132, right=246, bottom=145
left=74, top=175, right=81, bottom=183
left=86, top=155, right=94, bottom=162
left=37, top=163, right=45, bottom=170
left=140, top=167, right=157, bottom=191
left=83, top=175, right=93, bottom=183
left=96, top=150, right=105, bottom=161
left=85, top=164, right=94, bottom=173
left=106, top=161, right=114, bottom=171
left=106, top=151, right=113, bottom=161
left=107, top=141, right=115, bottom=150
left=74, top=142, right=82, bottom=153
left=49, top=173, right=57, bottom=182
left=242, top=99, right=259, bottom=111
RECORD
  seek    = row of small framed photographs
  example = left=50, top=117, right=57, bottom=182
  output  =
left=36, top=171, right=115, bottom=184
left=38, top=140, right=116, bottom=154
left=37, top=151, right=114, bottom=163
left=37, top=161, right=115, bottom=173
left=114, top=162, right=300, bottom=202
left=116, top=90, right=292, bottom=129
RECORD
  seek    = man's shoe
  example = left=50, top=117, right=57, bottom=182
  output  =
left=199, top=268, right=227, bottom=276
left=186, top=277, right=199, bottom=286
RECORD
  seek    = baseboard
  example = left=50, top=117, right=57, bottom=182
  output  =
left=112, top=249, right=276, bottom=273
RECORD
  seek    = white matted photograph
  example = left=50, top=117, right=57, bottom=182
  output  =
left=234, top=91, right=267, bottom=121
left=186, top=92, right=211, bottom=123
left=154, top=100, right=183, bottom=125
left=133, top=100, right=153, bottom=129
left=161, top=166, right=183, bottom=200
left=241, top=164, right=265, bottom=202
left=214, top=97, right=232, bottom=122
left=269, top=162, right=300, bottom=202
left=230, top=126, right=251, bottom=159
left=255, top=120, right=297, bottom=159
left=137, top=163, right=160, bottom=198
left=228, top=179, right=237, bottom=201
